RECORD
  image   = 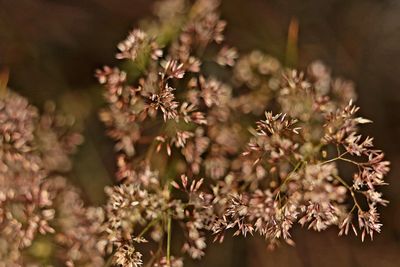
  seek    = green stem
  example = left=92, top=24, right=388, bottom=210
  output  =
left=166, top=214, right=172, bottom=266
left=137, top=217, right=160, bottom=238
left=275, top=160, right=303, bottom=200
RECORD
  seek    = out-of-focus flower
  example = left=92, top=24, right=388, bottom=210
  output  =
left=0, top=91, right=102, bottom=266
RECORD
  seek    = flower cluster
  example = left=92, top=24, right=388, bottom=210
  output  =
left=0, top=0, right=390, bottom=266
left=0, top=90, right=102, bottom=266
left=96, top=0, right=389, bottom=266
left=212, top=64, right=389, bottom=247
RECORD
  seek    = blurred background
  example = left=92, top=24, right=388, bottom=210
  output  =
left=1, top=0, right=399, bottom=266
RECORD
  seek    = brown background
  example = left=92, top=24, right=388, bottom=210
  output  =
left=1, top=0, right=399, bottom=266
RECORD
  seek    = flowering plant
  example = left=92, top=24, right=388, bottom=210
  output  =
left=0, top=0, right=390, bottom=266
left=95, top=0, right=389, bottom=266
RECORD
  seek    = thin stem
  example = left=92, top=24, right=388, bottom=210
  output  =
left=338, top=157, right=362, bottom=166
left=336, top=145, right=341, bottom=158
left=166, top=214, right=172, bottom=266
left=137, top=217, right=160, bottom=238
left=349, top=204, right=357, bottom=214
left=319, top=151, right=350, bottom=165
left=275, top=160, right=303, bottom=200
left=333, top=174, right=362, bottom=211
left=281, top=161, right=303, bottom=186
left=320, top=157, right=339, bottom=165
left=332, top=173, right=351, bottom=189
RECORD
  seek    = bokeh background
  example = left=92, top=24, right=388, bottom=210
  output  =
left=1, top=0, right=399, bottom=266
